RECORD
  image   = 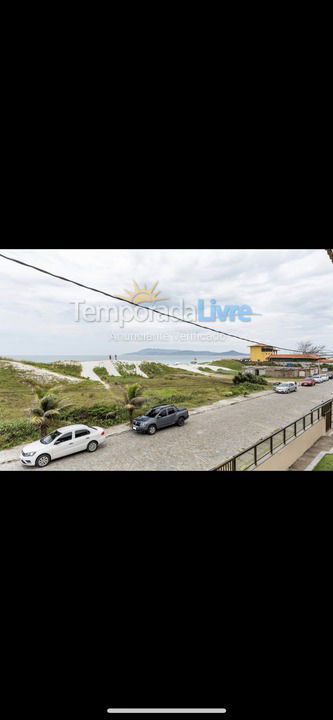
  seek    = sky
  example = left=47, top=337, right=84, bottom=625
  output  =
left=0, top=248, right=332, bottom=357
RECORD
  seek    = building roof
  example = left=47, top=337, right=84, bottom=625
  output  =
left=268, top=354, right=323, bottom=360
left=249, top=344, right=277, bottom=348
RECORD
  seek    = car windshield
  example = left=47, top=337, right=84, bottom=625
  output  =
left=41, top=430, right=61, bottom=444
left=280, top=383, right=290, bottom=387
left=146, top=408, right=162, bottom=417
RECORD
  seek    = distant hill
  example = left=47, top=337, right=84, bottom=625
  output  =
left=121, top=348, right=248, bottom=358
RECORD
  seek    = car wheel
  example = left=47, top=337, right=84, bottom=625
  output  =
left=87, top=441, right=98, bottom=452
left=177, top=417, right=185, bottom=426
left=36, top=454, right=51, bottom=468
left=148, top=425, right=157, bottom=435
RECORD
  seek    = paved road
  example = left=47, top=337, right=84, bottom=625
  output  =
left=2, top=383, right=332, bottom=472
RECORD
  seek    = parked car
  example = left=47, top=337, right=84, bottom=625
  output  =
left=319, top=374, right=329, bottom=382
left=328, top=372, right=333, bottom=380
left=274, top=382, right=298, bottom=394
left=132, top=404, right=189, bottom=434
left=20, top=424, right=106, bottom=467
left=301, top=378, right=316, bottom=387
left=309, top=375, right=325, bottom=384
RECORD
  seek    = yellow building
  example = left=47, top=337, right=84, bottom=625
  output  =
left=249, top=345, right=278, bottom=362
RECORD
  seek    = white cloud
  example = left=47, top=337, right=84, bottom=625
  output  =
left=0, top=248, right=332, bottom=357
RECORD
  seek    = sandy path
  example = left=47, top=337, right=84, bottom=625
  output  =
left=132, top=362, right=148, bottom=378
left=80, top=360, right=148, bottom=385
left=80, top=360, right=120, bottom=386
left=1, top=360, right=81, bottom=384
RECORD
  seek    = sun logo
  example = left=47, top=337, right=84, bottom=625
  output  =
left=117, top=280, right=169, bottom=305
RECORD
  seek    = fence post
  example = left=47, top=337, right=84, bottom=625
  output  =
left=283, top=428, right=286, bottom=444
left=232, top=458, right=236, bottom=471
left=254, top=445, right=257, bottom=465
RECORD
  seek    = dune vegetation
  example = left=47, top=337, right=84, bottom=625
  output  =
left=0, top=358, right=268, bottom=450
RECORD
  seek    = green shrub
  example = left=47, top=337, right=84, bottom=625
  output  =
left=59, top=403, right=129, bottom=426
left=0, top=419, right=39, bottom=450
left=233, top=373, right=268, bottom=386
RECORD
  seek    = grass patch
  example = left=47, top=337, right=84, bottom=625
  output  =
left=312, top=454, right=333, bottom=471
left=22, top=360, right=83, bottom=377
left=93, top=367, right=111, bottom=382
left=139, top=362, right=178, bottom=378
left=0, top=362, right=37, bottom=420
left=209, top=359, right=243, bottom=372
left=115, top=361, right=137, bottom=377
left=0, top=361, right=271, bottom=450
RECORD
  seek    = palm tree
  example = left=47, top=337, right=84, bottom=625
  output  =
left=31, top=394, right=72, bottom=438
left=120, top=383, right=146, bottom=424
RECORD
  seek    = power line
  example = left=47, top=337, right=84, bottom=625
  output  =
left=0, top=251, right=328, bottom=356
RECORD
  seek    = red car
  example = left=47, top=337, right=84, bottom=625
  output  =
left=301, top=378, right=316, bottom=387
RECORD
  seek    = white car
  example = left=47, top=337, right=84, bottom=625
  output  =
left=274, top=382, right=298, bottom=394
left=310, top=375, right=326, bottom=384
left=20, top=424, right=106, bottom=468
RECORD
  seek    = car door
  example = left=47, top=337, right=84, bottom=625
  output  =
left=52, top=431, right=75, bottom=458
left=74, top=428, right=92, bottom=452
left=156, top=409, right=170, bottom=428
left=167, top=407, right=177, bottom=426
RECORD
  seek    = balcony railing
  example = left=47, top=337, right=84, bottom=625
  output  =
left=210, top=399, right=332, bottom=471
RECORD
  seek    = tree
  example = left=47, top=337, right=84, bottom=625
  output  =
left=31, top=394, right=72, bottom=438
left=120, top=383, right=146, bottom=424
left=296, top=341, right=326, bottom=355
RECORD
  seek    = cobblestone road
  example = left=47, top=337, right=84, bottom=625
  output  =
left=2, top=384, right=332, bottom=471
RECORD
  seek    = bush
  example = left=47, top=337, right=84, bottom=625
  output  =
left=233, top=373, right=268, bottom=386
left=60, top=403, right=129, bottom=426
left=0, top=419, right=39, bottom=450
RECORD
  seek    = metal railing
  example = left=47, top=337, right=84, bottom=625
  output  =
left=211, top=399, right=332, bottom=471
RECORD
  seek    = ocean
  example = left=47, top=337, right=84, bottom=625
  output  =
left=3, top=353, right=247, bottom=364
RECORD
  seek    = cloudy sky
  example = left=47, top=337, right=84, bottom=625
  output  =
left=0, top=248, right=332, bottom=357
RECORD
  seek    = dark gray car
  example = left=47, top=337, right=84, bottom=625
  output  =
left=132, top=404, right=189, bottom=435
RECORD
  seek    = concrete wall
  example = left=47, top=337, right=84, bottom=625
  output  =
left=254, top=419, right=326, bottom=471
left=243, top=366, right=319, bottom=378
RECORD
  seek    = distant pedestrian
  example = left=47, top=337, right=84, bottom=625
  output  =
left=115, top=354, right=117, bottom=361
left=109, top=355, right=112, bottom=361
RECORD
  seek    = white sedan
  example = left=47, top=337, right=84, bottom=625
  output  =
left=20, top=424, right=106, bottom=468
left=274, top=382, right=298, bottom=394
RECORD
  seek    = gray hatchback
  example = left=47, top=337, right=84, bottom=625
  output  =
left=132, top=404, right=189, bottom=435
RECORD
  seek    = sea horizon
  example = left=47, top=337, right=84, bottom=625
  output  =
left=1, top=351, right=248, bottom=364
